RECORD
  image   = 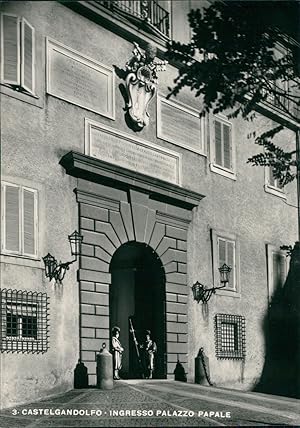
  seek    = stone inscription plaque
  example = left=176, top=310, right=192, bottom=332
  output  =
left=47, top=39, right=114, bottom=118
left=86, top=121, right=181, bottom=185
left=158, top=97, right=204, bottom=154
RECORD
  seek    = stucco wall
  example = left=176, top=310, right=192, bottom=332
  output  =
left=0, top=0, right=298, bottom=407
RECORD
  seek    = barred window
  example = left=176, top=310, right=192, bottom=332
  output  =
left=215, top=313, right=246, bottom=359
left=0, top=289, right=49, bottom=353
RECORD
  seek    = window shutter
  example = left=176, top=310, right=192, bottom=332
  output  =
left=227, top=241, right=235, bottom=289
left=214, top=120, right=222, bottom=166
left=223, top=123, right=231, bottom=169
left=1, top=14, right=20, bottom=85
left=272, top=252, right=286, bottom=291
left=23, top=188, right=36, bottom=256
left=4, top=184, right=20, bottom=253
left=269, top=167, right=276, bottom=187
left=279, top=254, right=286, bottom=287
left=21, top=18, right=35, bottom=94
left=218, top=238, right=226, bottom=266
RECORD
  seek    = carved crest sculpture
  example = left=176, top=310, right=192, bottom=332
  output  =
left=125, top=42, right=167, bottom=130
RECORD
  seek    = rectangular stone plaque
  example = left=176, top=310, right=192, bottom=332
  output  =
left=157, top=95, right=205, bottom=155
left=46, top=39, right=115, bottom=119
left=85, top=120, right=181, bottom=185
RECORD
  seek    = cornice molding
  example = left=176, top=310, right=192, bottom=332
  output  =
left=60, top=151, right=204, bottom=211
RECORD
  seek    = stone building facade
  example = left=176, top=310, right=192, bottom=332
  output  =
left=0, top=0, right=298, bottom=409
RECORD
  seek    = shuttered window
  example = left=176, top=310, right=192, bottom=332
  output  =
left=1, top=182, right=38, bottom=257
left=218, top=237, right=235, bottom=290
left=213, top=118, right=232, bottom=170
left=211, top=229, right=240, bottom=296
left=1, top=13, right=35, bottom=94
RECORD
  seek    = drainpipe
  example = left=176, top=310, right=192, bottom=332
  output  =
left=291, top=129, right=300, bottom=398
left=296, top=129, right=300, bottom=242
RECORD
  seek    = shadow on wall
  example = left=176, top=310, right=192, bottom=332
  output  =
left=254, top=243, right=300, bottom=398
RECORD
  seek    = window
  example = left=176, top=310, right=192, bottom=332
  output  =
left=0, top=289, right=49, bottom=353
left=6, top=303, right=37, bottom=339
left=266, top=244, right=288, bottom=304
left=264, top=166, right=286, bottom=198
left=0, top=13, right=35, bottom=95
left=210, top=115, right=235, bottom=179
left=211, top=229, right=240, bottom=296
left=215, top=313, right=246, bottom=359
left=1, top=182, right=38, bottom=258
left=218, top=237, right=235, bottom=290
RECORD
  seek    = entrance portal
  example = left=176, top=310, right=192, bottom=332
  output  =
left=110, top=242, right=166, bottom=379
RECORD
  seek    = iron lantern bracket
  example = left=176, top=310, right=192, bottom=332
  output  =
left=191, top=281, right=227, bottom=304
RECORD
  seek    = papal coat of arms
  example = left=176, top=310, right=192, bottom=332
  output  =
left=125, top=43, right=167, bottom=130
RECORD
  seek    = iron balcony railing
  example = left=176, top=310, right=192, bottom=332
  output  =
left=97, top=0, right=170, bottom=38
left=264, top=80, right=300, bottom=119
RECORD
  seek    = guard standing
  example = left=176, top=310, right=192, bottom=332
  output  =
left=140, top=330, right=157, bottom=379
left=111, top=326, right=124, bottom=380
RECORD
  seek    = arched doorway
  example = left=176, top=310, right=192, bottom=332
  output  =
left=109, top=242, right=166, bottom=379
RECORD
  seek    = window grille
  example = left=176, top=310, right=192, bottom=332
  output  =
left=215, top=313, right=245, bottom=359
left=0, top=289, right=49, bottom=353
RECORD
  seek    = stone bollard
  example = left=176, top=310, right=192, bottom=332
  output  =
left=97, top=343, right=113, bottom=390
left=174, top=360, right=187, bottom=382
left=74, top=359, right=88, bottom=389
left=195, top=348, right=211, bottom=385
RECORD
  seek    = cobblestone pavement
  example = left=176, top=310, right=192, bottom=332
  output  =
left=0, top=380, right=299, bottom=427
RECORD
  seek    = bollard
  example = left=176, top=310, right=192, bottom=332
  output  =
left=174, top=360, right=187, bottom=382
left=195, top=347, right=211, bottom=385
left=97, top=343, right=113, bottom=390
left=74, top=359, right=88, bottom=388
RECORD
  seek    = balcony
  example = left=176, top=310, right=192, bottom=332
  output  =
left=263, top=80, right=300, bottom=122
left=96, top=0, right=170, bottom=39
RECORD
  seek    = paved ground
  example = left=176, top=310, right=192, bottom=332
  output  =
left=0, top=380, right=299, bottom=427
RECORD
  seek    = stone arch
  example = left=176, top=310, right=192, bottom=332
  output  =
left=109, top=241, right=166, bottom=378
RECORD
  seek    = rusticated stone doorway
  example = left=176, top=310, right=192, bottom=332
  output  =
left=60, top=151, right=204, bottom=385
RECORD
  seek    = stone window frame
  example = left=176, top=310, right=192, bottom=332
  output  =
left=214, top=313, right=246, bottom=360
left=211, top=229, right=241, bottom=298
left=0, top=176, right=45, bottom=268
left=209, top=113, right=236, bottom=181
left=264, top=166, right=286, bottom=199
left=0, top=12, right=36, bottom=96
left=1, top=181, right=39, bottom=259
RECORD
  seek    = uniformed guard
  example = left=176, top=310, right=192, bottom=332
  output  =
left=111, top=326, right=124, bottom=380
left=140, top=330, right=157, bottom=379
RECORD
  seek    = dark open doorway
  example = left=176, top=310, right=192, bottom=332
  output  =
left=109, top=242, right=166, bottom=379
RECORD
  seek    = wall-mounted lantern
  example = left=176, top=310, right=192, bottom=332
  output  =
left=192, top=263, right=232, bottom=304
left=43, top=230, right=83, bottom=283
